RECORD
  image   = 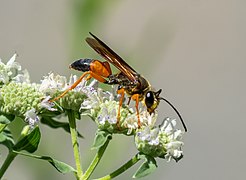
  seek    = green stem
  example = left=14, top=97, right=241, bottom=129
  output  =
left=0, top=125, right=31, bottom=178
left=0, top=151, right=17, bottom=178
left=96, top=154, right=140, bottom=180
left=82, top=138, right=111, bottom=180
left=67, top=109, right=83, bottom=179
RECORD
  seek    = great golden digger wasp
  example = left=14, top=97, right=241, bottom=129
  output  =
left=53, top=32, right=187, bottom=132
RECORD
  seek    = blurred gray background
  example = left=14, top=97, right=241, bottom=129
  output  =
left=0, top=0, right=245, bottom=179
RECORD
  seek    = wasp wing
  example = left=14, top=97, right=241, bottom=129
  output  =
left=86, top=32, right=138, bottom=82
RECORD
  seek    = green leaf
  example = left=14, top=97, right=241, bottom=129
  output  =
left=0, top=128, right=14, bottom=150
left=40, top=116, right=83, bottom=138
left=13, top=151, right=76, bottom=174
left=42, top=156, right=76, bottom=174
left=133, top=155, right=157, bottom=178
left=13, top=126, right=41, bottom=153
left=0, top=114, right=15, bottom=124
left=92, top=130, right=112, bottom=150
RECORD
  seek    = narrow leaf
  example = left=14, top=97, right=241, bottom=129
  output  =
left=133, top=155, right=157, bottom=178
left=40, top=116, right=83, bottom=138
left=13, top=126, right=41, bottom=153
left=92, top=130, right=112, bottom=150
left=13, top=151, right=76, bottom=174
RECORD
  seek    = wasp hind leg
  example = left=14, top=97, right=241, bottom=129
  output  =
left=51, top=71, right=91, bottom=102
left=51, top=71, right=108, bottom=102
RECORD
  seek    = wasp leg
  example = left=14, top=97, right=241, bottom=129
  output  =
left=131, top=94, right=141, bottom=128
left=51, top=71, right=91, bottom=102
left=51, top=70, right=109, bottom=102
left=116, top=88, right=125, bottom=127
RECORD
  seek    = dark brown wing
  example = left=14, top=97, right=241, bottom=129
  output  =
left=86, top=32, right=138, bottom=82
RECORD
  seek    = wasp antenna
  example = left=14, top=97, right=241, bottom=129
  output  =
left=160, top=97, right=187, bottom=132
left=89, top=32, right=96, bottom=38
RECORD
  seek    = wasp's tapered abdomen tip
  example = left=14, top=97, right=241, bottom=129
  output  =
left=69, top=58, right=93, bottom=72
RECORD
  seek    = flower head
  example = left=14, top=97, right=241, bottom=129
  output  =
left=160, top=118, right=184, bottom=161
left=135, top=118, right=184, bottom=161
left=39, top=73, right=87, bottom=111
left=80, top=86, right=161, bottom=136
left=0, top=82, right=43, bottom=117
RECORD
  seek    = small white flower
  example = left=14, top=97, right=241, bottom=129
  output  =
left=108, top=108, right=117, bottom=124
left=97, top=106, right=110, bottom=125
left=97, top=102, right=117, bottom=125
left=122, top=109, right=157, bottom=135
left=148, top=128, right=159, bottom=145
left=164, top=141, right=183, bottom=162
left=137, top=126, right=151, bottom=141
left=160, top=117, right=176, bottom=135
left=160, top=118, right=184, bottom=161
left=40, top=96, right=57, bottom=111
left=39, top=73, right=68, bottom=95
left=80, top=88, right=100, bottom=109
left=13, top=69, right=30, bottom=83
left=137, top=126, right=159, bottom=145
left=123, top=111, right=138, bottom=135
left=25, top=108, right=40, bottom=128
left=140, top=110, right=157, bottom=128
left=6, top=53, right=21, bottom=75
left=88, top=79, right=98, bottom=89
left=0, top=70, right=9, bottom=84
left=80, top=87, right=112, bottom=110
left=68, top=74, right=88, bottom=92
left=0, top=53, right=22, bottom=84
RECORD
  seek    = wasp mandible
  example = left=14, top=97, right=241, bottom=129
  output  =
left=53, top=32, right=187, bottom=132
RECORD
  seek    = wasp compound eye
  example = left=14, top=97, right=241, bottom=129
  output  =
left=145, top=91, right=155, bottom=108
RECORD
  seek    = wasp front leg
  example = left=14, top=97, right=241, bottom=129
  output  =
left=116, top=88, right=125, bottom=128
left=131, top=94, right=141, bottom=128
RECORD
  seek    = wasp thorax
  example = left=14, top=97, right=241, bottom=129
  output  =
left=145, top=89, right=162, bottom=114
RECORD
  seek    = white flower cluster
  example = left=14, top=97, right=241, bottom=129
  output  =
left=79, top=84, right=185, bottom=161
left=160, top=118, right=184, bottom=161
left=0, top=54, right=37, bottom=127
left=39, top=73, right=86, bottom=96
left=80, top=84, right=158, bottom=135
left=80, top=86, right=128, bottom=133
left=0, top=53, right=29, bottom=84
left=135, top=117, right=184, bottom=162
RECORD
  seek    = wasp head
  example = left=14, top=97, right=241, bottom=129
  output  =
left=145, top=89, right=162, bottom=114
